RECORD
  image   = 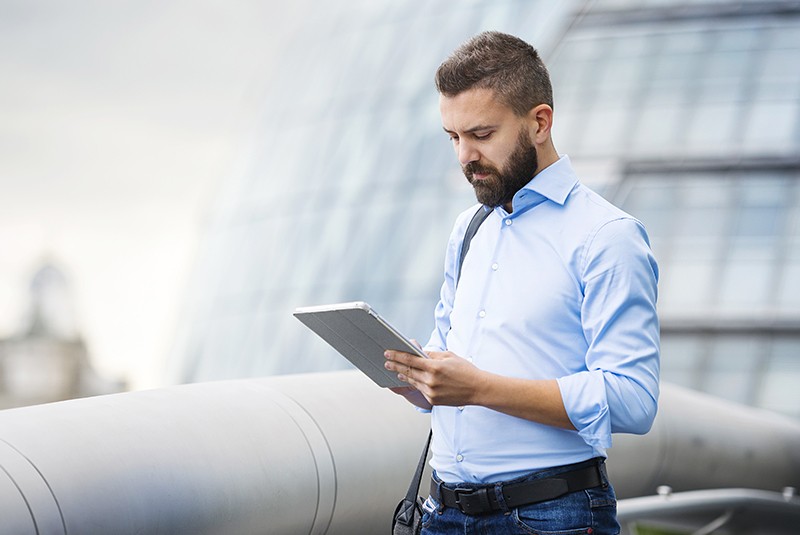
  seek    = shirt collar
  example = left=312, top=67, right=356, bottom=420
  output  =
left=520, top=154, right=579, bottom=206
left=483, top=155, right=580, bottom=217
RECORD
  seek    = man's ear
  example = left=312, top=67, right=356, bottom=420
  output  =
left=527, top=104, right=553, bottom=145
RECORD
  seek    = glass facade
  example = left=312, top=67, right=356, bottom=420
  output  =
left=167, top=0, right=571, bottom=381
left=168, top=1, right=800, bottom=419
left=619, top=163, right=800, bottom=413
left=547, top=2, right=800, bottom=418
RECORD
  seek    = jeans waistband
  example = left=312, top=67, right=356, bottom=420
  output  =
left=431, top=458, right=607, bottom=516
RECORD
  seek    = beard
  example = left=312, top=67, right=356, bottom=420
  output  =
left=462, top=129, right=539, bottom=208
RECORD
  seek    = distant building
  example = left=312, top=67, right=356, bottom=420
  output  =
left=0, top=261, right=125, bottom=409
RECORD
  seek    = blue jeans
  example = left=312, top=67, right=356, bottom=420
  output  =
left=421, top=459, right=620, bottom=535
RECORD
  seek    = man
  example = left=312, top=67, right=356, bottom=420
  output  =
left=384, top=31, right=659, bottom=534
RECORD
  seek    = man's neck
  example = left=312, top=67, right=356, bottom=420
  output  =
left=536, top=143, right=559, bottom=175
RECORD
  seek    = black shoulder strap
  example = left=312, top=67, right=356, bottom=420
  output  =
left=399, top=206, right=491, bottom=514
left=395, top=429, right=433, bottom=527
left=456, top=206, right=491, bottom=286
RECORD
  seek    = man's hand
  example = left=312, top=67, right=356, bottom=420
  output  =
left=385, top=348, right=575, bottom=430
left=385, top=339, right=434, bottom=410
left=384, top=349, right=487, bottom=407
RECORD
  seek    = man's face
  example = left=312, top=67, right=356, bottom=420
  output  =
left=439, top=87, right=539, bottom=208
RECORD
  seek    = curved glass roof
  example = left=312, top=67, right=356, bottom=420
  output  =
left=168, top=0, right=568, bottom=380
left=169, top=0, right=800, bottom=418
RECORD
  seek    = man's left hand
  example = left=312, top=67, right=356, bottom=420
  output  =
left=384, top=349, right=487, bottom=406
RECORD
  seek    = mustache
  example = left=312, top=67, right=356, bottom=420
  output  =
left=463, top=162, right=497, bottom=180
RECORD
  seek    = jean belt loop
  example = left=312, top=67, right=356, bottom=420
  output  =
left=493, top=482, right=510, bottom=514
left=435, top=479, right=446, bottom=513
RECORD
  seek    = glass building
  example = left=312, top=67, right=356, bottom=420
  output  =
left=168, top=0, right=800, bottom=420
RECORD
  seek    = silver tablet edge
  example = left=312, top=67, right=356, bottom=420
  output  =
left=293, top=301, right=371, bottom=315
left=293, top=301, right=427, bottom=359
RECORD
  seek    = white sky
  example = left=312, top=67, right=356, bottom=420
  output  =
left=0, top=1, right=293, bottom=389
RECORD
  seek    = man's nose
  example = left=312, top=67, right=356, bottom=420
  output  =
left=457, top=140, right=480, bottom=166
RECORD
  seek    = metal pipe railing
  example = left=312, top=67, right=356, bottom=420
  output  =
left=1, top=371, right=798, bottom=534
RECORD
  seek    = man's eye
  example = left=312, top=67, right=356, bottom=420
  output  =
left=475, top=132, right=492, bottom=140
left=450, top=135, right=460, bottom=143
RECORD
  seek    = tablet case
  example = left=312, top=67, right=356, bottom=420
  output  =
left=293, top=302, right=426, bottom=388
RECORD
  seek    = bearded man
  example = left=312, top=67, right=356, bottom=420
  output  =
left=384, top=31, right=660, bottom=534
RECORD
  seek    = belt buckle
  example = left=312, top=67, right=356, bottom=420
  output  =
left=453, top=487, right=492, bottom=515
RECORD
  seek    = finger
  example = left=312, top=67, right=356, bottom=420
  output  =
left=403, top=374, right=430, bottom=400
left=425, top=350, right=452, bottom=361
left=385, top=351, right=432, bottom=380
left=384, top=350, right=417, bottom=365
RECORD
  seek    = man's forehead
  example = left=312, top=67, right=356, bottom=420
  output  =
left=439, top=86, right=500, bottom=108
left=439, top=88, right=514, bottom=130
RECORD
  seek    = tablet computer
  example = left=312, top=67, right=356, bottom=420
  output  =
left=293, top=301, right=426, bottom=388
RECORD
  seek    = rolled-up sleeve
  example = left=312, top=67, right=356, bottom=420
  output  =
left=557, top=218, right=660, bottom=450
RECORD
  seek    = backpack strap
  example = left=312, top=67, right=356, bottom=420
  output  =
left=456, top=206, right=491, bottom=286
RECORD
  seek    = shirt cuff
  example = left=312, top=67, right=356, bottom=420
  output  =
left=557, top=370, right=612, bottom=450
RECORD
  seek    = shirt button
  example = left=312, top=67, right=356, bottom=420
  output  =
left=479, top=310, right=486, bottom=318
left=456, top=454, right=464, bottom=462
left=505, top=219, right=512, bottom=226
left=491, top=263, right=499, bottom=271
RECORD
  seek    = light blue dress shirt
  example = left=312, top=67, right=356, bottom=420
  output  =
left=424, top=155, right=660, bottom=484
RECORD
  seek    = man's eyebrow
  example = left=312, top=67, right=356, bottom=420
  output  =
left=442, top=124, right=496, bottom=135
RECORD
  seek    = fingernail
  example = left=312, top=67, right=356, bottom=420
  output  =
left=384, top=350, right=390, bottom=358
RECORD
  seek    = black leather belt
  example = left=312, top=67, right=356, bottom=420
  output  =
left=432, top=460, right=605, bottom=516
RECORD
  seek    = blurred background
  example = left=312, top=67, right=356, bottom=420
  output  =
left=1, top=0, right=799, bottom=422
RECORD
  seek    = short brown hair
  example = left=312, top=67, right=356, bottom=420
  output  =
left=435, top=31, right=553, bottom=116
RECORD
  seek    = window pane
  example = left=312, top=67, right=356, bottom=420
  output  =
left=686, top=103, right=737, bottom=150
left=777, top=260, right=800, bottom=310
left=631, top=106, right=681, bottom=152
left=744, top=101, right=799, bottom=150
left=758, top=338, right=800, bottom=418
left=703, top=337, right=762, bottom=404
left=660, top=335, right=704, bottom=388
left=718, top=253, right=774, bottom=310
